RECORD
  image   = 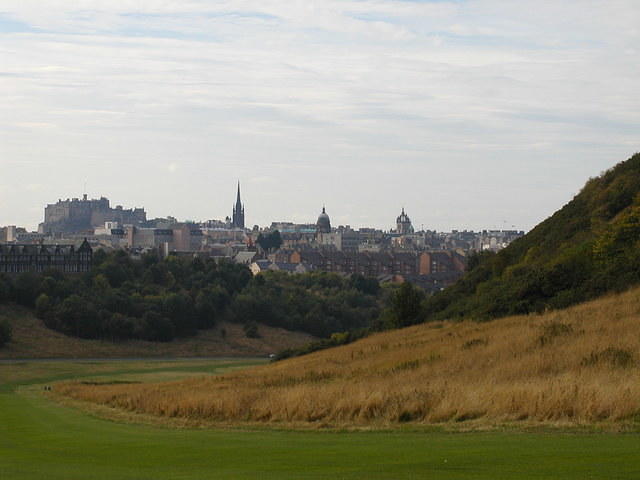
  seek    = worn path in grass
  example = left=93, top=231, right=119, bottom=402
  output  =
left=1, top=359, right=639, bottom=480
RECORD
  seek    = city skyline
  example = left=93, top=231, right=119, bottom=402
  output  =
left=1, top=2, right=638, bottom=231
left=19, top=186, right=525, bottom=234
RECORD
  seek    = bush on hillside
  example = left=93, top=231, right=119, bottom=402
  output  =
left=383, top=281, right=425, bottom=328
left=243, top=322, right=260, bottom=338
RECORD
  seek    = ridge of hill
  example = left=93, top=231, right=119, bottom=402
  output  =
left=423, top=152, right=640, bottom=321
left=0, top=305, right=314, bottom=359
left=58, top=286, right=640, bottom=428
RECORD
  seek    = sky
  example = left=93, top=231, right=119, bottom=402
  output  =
left=0, top=1, right=638, bottom=232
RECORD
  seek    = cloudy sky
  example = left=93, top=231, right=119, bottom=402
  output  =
left=1, top=1, right=638, bottom=232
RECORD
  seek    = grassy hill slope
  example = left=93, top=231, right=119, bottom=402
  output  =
left=58, top=286, right=640, bottom=428
left=423, top=152, right=640, bottom=321
left=0, top=305, right=314, bottom=359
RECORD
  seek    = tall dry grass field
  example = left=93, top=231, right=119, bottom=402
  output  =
left=57, top=287, right=640, bottom=427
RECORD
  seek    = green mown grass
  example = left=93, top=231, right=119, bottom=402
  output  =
left=1, top=359, right=639, bottom=479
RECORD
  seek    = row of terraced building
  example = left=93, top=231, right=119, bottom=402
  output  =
left=270, top=249, right=466, bottom=277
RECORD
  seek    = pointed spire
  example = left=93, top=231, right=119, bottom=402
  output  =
left=322, top=205, right=326, bottom=214
left=232, top=181, right=245, bottom=229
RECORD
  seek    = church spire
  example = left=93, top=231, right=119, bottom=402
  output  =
left=232, top=181, right=245, bottom=229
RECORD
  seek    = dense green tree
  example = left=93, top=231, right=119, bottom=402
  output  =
left=195, top=291, right=218, bottom=329
left=53, top=294, right=100, bottom=338
left=0, top=274, right=10, bottom=302
left=226, top=270, right=381, bottom=337
left=35, top=293, right=53, bottom=320
left=270, top=230, right=283, bottom=251
left=142, top=311, right=175, bottom=342
left=349, top=274, right=380, bottom=296
left=0, top=249, right=386, bottom=343
left=103, top=313, right=135, bottom=341
left=11, top=273, right=42, bottom=307
left=389, top=282, right=425, bottom=327
left=257, top=230, right=283, bottom=252
left=98, top=261, right=130, bottom=288
left=0, top=319, right=12, bottom=347
left=163, top=292, right=197, bottom=336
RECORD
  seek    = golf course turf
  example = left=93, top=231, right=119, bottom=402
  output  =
left=1, top=359, right=639, bottom=479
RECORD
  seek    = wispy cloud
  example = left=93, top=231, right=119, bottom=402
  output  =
left=0, top=1, right=638, bottom=230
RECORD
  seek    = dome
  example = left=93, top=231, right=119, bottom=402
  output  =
left=316, top=206, right=331, bottom=233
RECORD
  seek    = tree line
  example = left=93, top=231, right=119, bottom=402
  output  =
left=0, top=249, right=420, bottom=345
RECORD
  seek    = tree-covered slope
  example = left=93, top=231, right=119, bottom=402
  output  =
left=0, top=251, right=384, bottom=344
left=424, top=152, right=640, bottom=321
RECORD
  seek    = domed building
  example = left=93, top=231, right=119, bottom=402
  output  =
left=396, top=208, right=414, bottom=235
left=316, top=206, right=332, bottom=234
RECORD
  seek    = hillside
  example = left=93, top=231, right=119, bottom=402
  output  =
left=57, top=286, right=640, bottom=428
left=0, top=305, right=314, bottom=359
left=423, top=152, right=640, bottom=321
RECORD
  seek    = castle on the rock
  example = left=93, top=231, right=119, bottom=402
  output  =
left=39, top=194, right=146, bottom=234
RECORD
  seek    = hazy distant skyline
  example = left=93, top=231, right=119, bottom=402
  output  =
left=1, top=1, right=638, bottom=232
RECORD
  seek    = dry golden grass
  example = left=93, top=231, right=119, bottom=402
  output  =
left=57, top=287, right=640, bottom=428
left=0, top=306, right=314, bottom=359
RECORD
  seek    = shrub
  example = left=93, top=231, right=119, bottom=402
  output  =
left=243, top=322, right=260, bottom=338
left=581, top=347, right=634, bottom=368
left=392, top=359, right=422, bottom=372
left=462, top=338, right=488, bottom=349
left=537, top=321, right=573, bottom=347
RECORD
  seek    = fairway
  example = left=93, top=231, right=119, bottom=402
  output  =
left=1, top=360, right=639, bottom=479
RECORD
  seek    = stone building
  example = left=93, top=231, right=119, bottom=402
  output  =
left=0, top=239, right=92, bottom=274
left=123, top=224, right=207, bottom=252
left=40, top=194, right=146, bottom=234
left=125, top=226, right=174, bottom=249
left=289, top=249, right=465, bottom=279
left=315, top=206, right=359, bottom=252
left=172, top=224, right=205, bottom=251
left=418, top=251, right=466, bottom=274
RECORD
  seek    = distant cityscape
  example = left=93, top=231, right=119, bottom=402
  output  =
left=0, top=184, right=524, bottom=291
